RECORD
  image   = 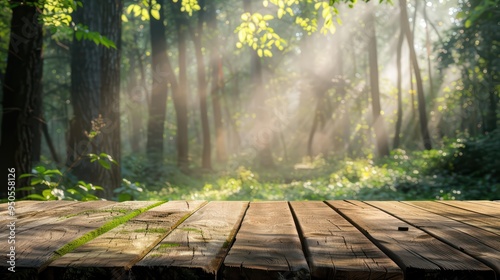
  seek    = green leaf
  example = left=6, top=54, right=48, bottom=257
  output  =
left=23, top=194, right=47, bottom=201
left=465, top=19, right=472, bottom=28
left=45, top=169, right=63, bottom=176
left=35, top=166, right=46, bottom=174
left=98, top=159, right=111, bottom=170
left=118, top=193, right=133, bottom=202
left=19, top=173, right=35, bottom=179
left=16, top=186, right=35, bottom=192
left=151, top=9, right=160, bottom=20
left=43, top=189, right=54, bottom=200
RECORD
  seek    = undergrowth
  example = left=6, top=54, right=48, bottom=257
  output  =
left=124, top=131, right=499, bottom=201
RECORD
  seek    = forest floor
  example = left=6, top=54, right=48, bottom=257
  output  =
left=122, top=131, right=500, bottom=202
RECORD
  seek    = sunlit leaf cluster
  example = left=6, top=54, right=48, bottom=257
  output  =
left=124, top=0, right=161, bottom=21
left=235, top=12, right=286, bottom=57
left=38, top=0, right=81, bottom=27
left=173, top=0, right=200, bottom=16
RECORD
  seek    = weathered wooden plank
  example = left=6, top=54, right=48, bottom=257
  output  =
left=0, top=200, right=161, bottom=279
left=439, top=200, right=500, bottom=217
left=405, top=201, right=500, bottom=236
left=5, top=201, right=116, bottom=236
left=290, top=201, right=403, bottom=280
left=0, top=200, right=79, bottom=223
left=368, top=201, right=500, bottom=276
left=224, top=201, right=309, bottom=280
left=134, top=201, right=248, bottom=279
left=45, top=200, right=206, bottom=280
left=328, top=200, right=494, bottom=280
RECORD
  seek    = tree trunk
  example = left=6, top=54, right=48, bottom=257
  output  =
left=0, top=0, right=43, bottom=196
left=399, top=0, right=432, bottom=150
left=367, top=11, right=390, bottom=158
left=207, top=0, right=228, bottom=163
left=243, top=0, right=274, bottom=168
left=147, top=0, right=169, bottom=164
left=173, top=9, right=189, bottom=171
left=67, top=0, right=102, bottom=186
left=393, top=23, right=404, bottom=149
left=98, top=0, right=122, bottom=198
left=191, top=0, right=212, bottom=170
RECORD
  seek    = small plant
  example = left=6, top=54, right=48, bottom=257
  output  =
left=19, top=165, right=104, bottom=201
left=114, top=179, right=146, bottom=202
left=20, top=115, right=118, bottom=201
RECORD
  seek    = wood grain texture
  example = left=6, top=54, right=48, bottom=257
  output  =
left=2, top=201, right=115, bottom=236
left=223, top=201, right=309, bottom=280
left=328, top=200, right=494, bottom=280
left=438, top=200, right=500, bottom=217
left=290, top=201, right=403, bottom=280
left=405, top=201, right=500, bottom=236
left=0, top=201, right=159, bottom=277
left=368, top=201, right=500, bottom=277
left=45, top=201, right=206, bottom=280
left=134, top=201, right=248, bottom=280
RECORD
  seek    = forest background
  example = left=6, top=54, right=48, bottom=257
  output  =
left=0, top=0, right=498, bottom=202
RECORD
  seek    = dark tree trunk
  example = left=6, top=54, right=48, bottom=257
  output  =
left=98, top=0, right=122, bottom=198
left=127, top=54, right=141, bottom=154
left=67, top=0, right=102, bottom=186
left=367, top=12, right=390, bottom=158
left=0, top=0, right=43, bottom=196
left=400, top=0, right=432, bottom=150
left=487, top=89, right=498, bottom=133
left=147, top=0, right=169, bottom=163
left=173, top=9, right=189, bottom=171
left=191, top=0, right=212, bottom=170
left=207, top=0, right=228, bottom=163
left=394, top=23, right=404, bottom=149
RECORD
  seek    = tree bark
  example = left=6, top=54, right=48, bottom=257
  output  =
left=191, top=0, right=212, bottom=170
left=0, top=0, right=43, bottom=196
left=173, top=8, right=189, bottom=171
left=393, top=23, right=404, bottom=149
left=207, top=0, right=228, bottom=163
left=98, top=0, right=123, bottom=198
left=147, top=0, right=169, bottom=163
left=67, top=0, right=102, bottom=186
left=399, top=0, right=432, bottom=150
left=367, top=11, right=390, bottom=158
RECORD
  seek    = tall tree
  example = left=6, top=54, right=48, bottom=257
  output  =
left=0, top=0, right=43, bottom=196
left=67, top=0, right=102, bottom=186
left=207, top=0, right=228, bottom=163
left=399, top=0, right=432, bottom=149
left=393, top=18, right=404, bottom=149
left=172, top=3, right=189, bottom=171
left=146, top=0, right=169, bottom=164
left=367, top=10, right=390, bottom=157
left=191, top=0, right=212, bottom=170
left=98, top=0, right=123, bottom=198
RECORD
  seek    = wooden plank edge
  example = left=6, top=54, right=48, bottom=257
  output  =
left=324, top=200, right=440, bottom=279
left=367, top=201, right=500, bottom=279
left=45, top=201, right=209, bottom=280
left=38, top=201, right=167, bottom=273
left=135, top=201, right=249, bottom=279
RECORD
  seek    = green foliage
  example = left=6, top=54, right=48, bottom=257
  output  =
left=114, top=179, right=146, bottom=202
left=19, top=165, right=104, bottom=201
left=124, top=132, right=499, bottom=202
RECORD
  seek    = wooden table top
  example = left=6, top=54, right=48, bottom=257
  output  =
left=1, top=200, right=499, bottom=279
